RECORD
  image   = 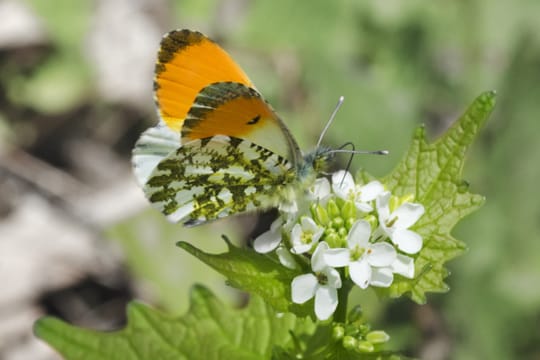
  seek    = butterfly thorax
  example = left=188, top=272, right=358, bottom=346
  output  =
left=255, top=145, right=333, bottom=216
left=274, top=146, right=331, bottom=201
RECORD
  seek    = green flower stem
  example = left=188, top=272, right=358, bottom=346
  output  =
left=334, top=279, right=354, bottom=323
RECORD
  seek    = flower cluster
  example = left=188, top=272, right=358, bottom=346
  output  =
left=254, top=170, right=425, bottom=321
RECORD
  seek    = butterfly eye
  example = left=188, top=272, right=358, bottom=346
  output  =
left=246, top=115, right=261, bottom=125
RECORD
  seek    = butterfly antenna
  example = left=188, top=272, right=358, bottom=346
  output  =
left=317, top=96, right=345, bottom=148
left=329, top=149, right=389, bottom=155
left=330, top=143, right=389, bottom=186
left=339, top=142, right=356, bottom=177
left=317, top=95, right=389, bottom=156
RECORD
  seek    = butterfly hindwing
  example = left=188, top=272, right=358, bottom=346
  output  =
left=132, top=122, right=180, bottom=186
left=144, top=135, right=296, bottom=225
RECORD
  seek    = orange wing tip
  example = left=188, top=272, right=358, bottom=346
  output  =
left=155, top=30, right=208, bottom=73
left=152, top=29, right=255, bottom=134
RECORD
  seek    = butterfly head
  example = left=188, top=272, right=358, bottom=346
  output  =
left=301, top=146, right=335, bottom=177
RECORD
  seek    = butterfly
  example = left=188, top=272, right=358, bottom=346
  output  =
left=132, top=29, right=333, bottom=226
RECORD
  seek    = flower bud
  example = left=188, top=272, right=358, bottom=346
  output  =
left=327, top=199, right=340, bottom=218
left=342, top=336, right=358, bottom=350
left=348, top=305, right=363, bottom=323
left=341, top=200, right=356, bottom=220
left=332, top=325, right=345, bottom=340
left=332, top=217, right=344, bottom=230
left=311, top=204, right=329, bottom=226
left=357, top=340, right=374, bottom=353
left=325, top=232, right=341, bottom=248
left=363, top=214, right=378, bottom=229
left=389, top=195, right=400, bottom=212
left=366, top=330, right=390, bottom=344
left=345, top=217, right=356, bottom=230
left=358, top=324, right=371, bottom=335
left=338, top=223, right=349, bottom=239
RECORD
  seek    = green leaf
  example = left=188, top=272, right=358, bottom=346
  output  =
left=34, top=285, right=315, bottom=360
left=378, top=91, right=496, bottom=303
left=106, top=209, right=237, bottom=314
left=178, top=239, right=312, bottom=317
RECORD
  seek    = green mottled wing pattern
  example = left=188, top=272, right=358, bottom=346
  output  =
left=144, top=134, right=296, bottom=226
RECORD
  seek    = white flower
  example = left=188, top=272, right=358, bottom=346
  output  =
left=391, top=253, right=415, bottom=279
left=324, top=220, right=397, bottom=289
left=376, top=192, right=425, bottom=254
left=290, top=217, right=324, bottom=254
left=332, top=171, right=384, bottom=212
left=278, top=199, right=298, bottom=214
left=253, top=218, right=283, bottom=253
left=276, top=246, right=298, bottom=269
left=291, top=242, right=342, bottom=320
left=308, top=177, right=331, bottom=204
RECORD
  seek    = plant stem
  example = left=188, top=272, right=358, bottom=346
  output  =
left=334, top=279, right=353, bottom=322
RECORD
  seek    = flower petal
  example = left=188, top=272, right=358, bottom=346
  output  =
left=370, top=267, right=394, bottom=287
left=355, top=201, right=373, bottom=212
left=279, top=200, right=298, bottom=214
left=311, top=242, right=330, bottom=272
left=349, top=259, right=372, bottom=289
left=391, top=254, right=415, bottom=278
left=312, top=227, right=324, bottom=243
left=359, top=181, right=384, bottom=202
left=324, top=248, right=351, bottom=267
left=314, top=285, right=338, bottom=320
left=269, top=217, right=283, bottom=232
left=392, top=203, right=425, bottom=229
left=354, top=201, right=373, bottom=213
left=392, top=229, right=423, bottom=254
left=291, top=243, right=313, bottom=255
left=376, top=191, right=391, bottom=221
left=301, top=216, right=318, bottom=232
left=347, top=220, right=371, bottom=248
left=366, top=242, right=397, bottom=267
left=253, top=228, right=282, bottom=253
left=283, top=211, right=299, bottom=228
left=290, top=223, right=302, bottom=245
left=291, top=274, right=317, bottom=304
left=310, top=177, right=331, bottom=201
left=323, top=267, right=342, bottom=289
left=332, top=170, right=355, bottom=199
left=276, top=247, right=298, bottom=269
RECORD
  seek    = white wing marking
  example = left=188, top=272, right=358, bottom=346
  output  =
left=132, top=122, right=180, bottom=186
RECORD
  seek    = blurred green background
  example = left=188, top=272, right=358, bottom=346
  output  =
left=1, top=0, right=539, bottom=359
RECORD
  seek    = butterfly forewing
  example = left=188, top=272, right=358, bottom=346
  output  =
left=144, top=135, right=296, bottom=225
left=154, top=30, right=254, bottom=132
